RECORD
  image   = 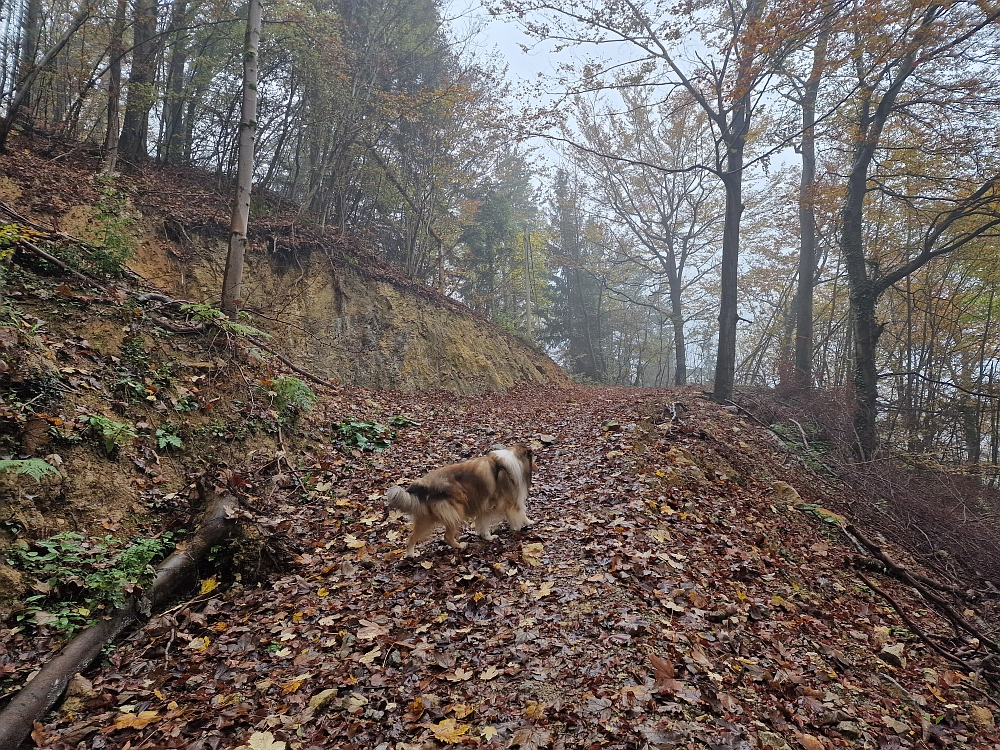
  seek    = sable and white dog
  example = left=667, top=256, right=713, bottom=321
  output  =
left=387, top=443, right=535, bottom=557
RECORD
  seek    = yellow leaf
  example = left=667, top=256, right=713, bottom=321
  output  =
left=186, top=636, right=210, bottom=651
left=430, top=718, right=470, bottom=744
left=479, top=665, right=500, bottom=680
left=420, top=560, right=433, bottom=569
left=521, top=542, right=544, bottom=567
left=532, top=581, right=554, bottom=600
left=113, top=711, right=159, bottom=730
left=451, top=703, right=476, bottom=719
left=359, top=647, right=381, bottom=665
left=473, top=591, right=484, bottom=602
left=199, top=576, right=219, bottom=595
left=480, top=725, right=498, bottom=741
left=525, top=700, right=545, bottom=721
left=280, top=673, right=312, bottom=694
left=317, top=588, right=329, bottom=597
left=344, top=534, right=366, bottom=549
left=216, top=693, right=243, bottom=707
left=236, top=731, right=287, bottom=750
left=447, top=668, right=474, bottom=681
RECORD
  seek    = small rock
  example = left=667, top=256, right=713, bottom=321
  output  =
left=602, top=420, right=622, bottom=432
left=771, top=481, right=802, bottom=506
left=968, top=705, right=995, bottom=730
left=836, top=721, right=862, bottom=739
left=879, top=643, right=906, bottom=668
left=756, top=731, right=791, bottom=750
left=538, top=434, right=556, bottom=446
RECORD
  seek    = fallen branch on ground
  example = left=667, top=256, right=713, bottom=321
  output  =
left=846, top=523, right=998, bottom=653
left=0, top=493, right=241, bottom=750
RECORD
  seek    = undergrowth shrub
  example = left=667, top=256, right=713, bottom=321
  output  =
left=268, top=376, right=317, bottom=420
left=82, top=175, right=139, bottom=277
left=6, top=531, right=175, bottom=636
left=0, top=458, right=60, bottom=481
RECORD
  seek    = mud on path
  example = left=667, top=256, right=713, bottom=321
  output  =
left=36, top=386, right=1000, bottom=749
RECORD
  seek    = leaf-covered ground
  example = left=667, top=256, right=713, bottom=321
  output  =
left=35, top=386, right=1000, bottom=749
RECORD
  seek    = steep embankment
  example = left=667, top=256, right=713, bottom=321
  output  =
left=0, top=140, right=567, bottom=394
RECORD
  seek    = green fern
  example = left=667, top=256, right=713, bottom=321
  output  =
left=0, top=458, right=60, bottom=482
left=180, top=304, right=272, bottom=339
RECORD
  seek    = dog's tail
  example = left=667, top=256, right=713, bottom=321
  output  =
left=386, top=485, right=423, bottom=514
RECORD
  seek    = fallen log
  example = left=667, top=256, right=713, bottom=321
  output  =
left=0, top=493, right=240, bottom=750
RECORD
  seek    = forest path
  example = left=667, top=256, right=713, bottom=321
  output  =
left=44, top=386, right=996, bottom=749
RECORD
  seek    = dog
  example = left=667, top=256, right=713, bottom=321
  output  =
left=386, top=443, right=535, bottom=557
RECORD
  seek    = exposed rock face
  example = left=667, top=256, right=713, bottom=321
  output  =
left=130, top=234, right=569, bottom=394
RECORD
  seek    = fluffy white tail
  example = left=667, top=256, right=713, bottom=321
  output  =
left=387, top=485, right=421, bottom=514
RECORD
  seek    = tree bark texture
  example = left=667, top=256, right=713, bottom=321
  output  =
left=118, top=0, right=159, bottom=163
left=101, top=0, right=127, bottom=173
left=221, top=0, right=263, bottom=318
left=793, top=31, right=829, bottom=388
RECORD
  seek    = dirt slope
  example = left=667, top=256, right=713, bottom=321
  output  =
left=0, top=138, right=568, bottom=394
left=22, top=386, right=999, bottom=750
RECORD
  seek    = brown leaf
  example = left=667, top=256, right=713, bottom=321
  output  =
left=794, top=732, right=826, bottom=750
left=510, top=726, right=551, bottom=750
left=650, top=654, right=675, bottom=686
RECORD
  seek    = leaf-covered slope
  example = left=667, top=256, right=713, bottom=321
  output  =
left=29, top=386, right=1000, bottom=749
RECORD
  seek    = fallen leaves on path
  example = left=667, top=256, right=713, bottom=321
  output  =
left=32, top=386, right=1000, bottom=749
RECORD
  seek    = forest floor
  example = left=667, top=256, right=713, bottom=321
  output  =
left=30, top=383, right=1000, bottom=750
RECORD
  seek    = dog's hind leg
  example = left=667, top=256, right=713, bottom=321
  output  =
left=404, top=516, right=436, bottom=558
left=443, top=524, right=468, bottom=550
left=506, top=506, right=534, bottom=532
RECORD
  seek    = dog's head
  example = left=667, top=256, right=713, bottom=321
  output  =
left=511, top=443, right=533, bottom=475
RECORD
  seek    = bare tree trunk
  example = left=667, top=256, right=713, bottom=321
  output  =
left=17, top=0, right=41, bottom=104
left=524, top=226, right=532, bottom=339
left=160, top=0, right=190, bottom=164
left=221, top=0, right=263, bottom=317
left=793, top=30, right=829, bottom=388
left=714, top=163, right=743, bottom=400
left=101, top=0, right=127, bottom=173
left=118, top=0, right=159, bottom=163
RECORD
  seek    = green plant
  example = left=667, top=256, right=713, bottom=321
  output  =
left=81, top=176, right=139, bottom=277
left=334, top=419, right=392, bottom=451
left=156, top=424, right=183, bottom=450
left=85, top=414, right=137, bottom=455
left=181, top=303, right=272, bottom=339
left=769, top=423, right=832, bottom=473
left=8, top=531, right=175, bottom=636
left=268, top=376, right=317, bottom=419
left=0, top=458, right=60, bottom=482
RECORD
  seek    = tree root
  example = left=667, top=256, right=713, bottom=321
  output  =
left=0, top=493, right=240, bottom=750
